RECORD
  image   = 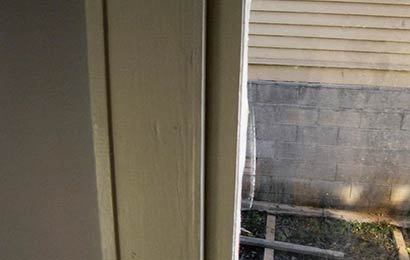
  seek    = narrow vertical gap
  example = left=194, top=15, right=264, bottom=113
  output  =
left=101, top=1, right=121, bottom=259
left=400, top=112, right=405, bottom=130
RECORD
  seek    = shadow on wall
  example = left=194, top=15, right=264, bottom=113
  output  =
left=250, top=80, right=410, bottom=215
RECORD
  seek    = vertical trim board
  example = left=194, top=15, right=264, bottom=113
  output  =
left=105, top=0, right=205, bottom=259
left=84, top=1, right=117, bottom=259
left=205, top=0, right=250, bottom=259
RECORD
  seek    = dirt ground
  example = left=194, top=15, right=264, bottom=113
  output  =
left=240, top=210, right=399, bottom=260
left=240, top=210, right=267, bottom=260
left=400, top=229, right=410, bottom=257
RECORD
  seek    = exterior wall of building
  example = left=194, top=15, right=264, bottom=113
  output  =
left=248, top=0, right=410, bottom=88
left=251, top=81, right=410, bottom=213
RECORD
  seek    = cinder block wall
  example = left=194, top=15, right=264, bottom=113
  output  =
left=250, top=81, right=410, bottom=214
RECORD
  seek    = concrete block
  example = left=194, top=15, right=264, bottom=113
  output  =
left=297, top=161, right=337, bottom=181
left=253, top=105, right=271, bottom=124
left=363, top=91, right=388, bottom=110
left=276, top=143, right=315, bottom=160
left=297, top=86, right=320, bottom=106
left=339, top=129, right=410, bottom=149
left=253, top=84, right=298, bottom=104
left=363, top=91, right=410, bottom=111
left=318, top=109, right=361, bottom=128
left=298, top=87, right=340, bottom=108
left=255, top=175, right=272, bottom=193
left=336, top=163, right=375, bottom=183
left=380, top=131, right=410, bottom=149
left=386, top=91, right=410, bottom=110
left=255, top=123, right=297, bottom=141
left=373, top=149, right=410, bottom=166
left=255, top=192, right=294, bottom=204
left=292, top=194, right=322, bottom=207
left=337, top=163, right=402, bottom=184
left=254, top=192, right=273, bottom=202
left=395, top=167, right=410, bottom=184
left=338, top=129, right=376, bottom=147
left=297, top=126, right=338, bottom=145
left=350, top=183, right=391, bottom=203
left=255, top=175, right=268, bottom=192
left=364, top=165, right=396, bottom=184
left=334, top=146, right=356, bottom=162
left=271, top=159, right=336, bottom=181
left=298, top=87, right=366, bottom=109
left=256, top=140, right=275, bottom=158
left=353, top=148, right=394, bottom=166
left=254, top=105, right=318, bottom=126
left=310, top=180, right=351, bottom=199
left=276, top=143, right=307, bottom=160
left=277, top=143, right=354, bottom=163
left=263, top=178, right=351, bottom=201
left=317, top=88, right=344, bottom=108
left=276, top=106, right=319, bottom=125
left=270, top=159, right=300, bottom=178
left=249, top=82, right=410, bottom=211
left=391, top=184, right=410, bottom=204
left=337, top=88, right=366, bottom=109
left=270, top=178, right=312, bottom=196
left=277, top=193, right=296, bottom=205
left=317, top=196, right=346, bottom=208
left=360, top=112, right=401, bottom=130
left=256, top=158, right=275, bottom=176
left=391, top=150, right=410, bottom=166
left=342, top=197, right=371, bottom=209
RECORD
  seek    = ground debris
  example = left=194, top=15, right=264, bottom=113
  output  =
left=240, top=210, right=399, bottom=260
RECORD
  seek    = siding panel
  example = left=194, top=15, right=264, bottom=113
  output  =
left=249, top=35, right=410, bottom=54
left=249, top=47, right=410, bottom=66
left=252, top=0, right=410, bottom=17
left=251, top=11, right=410, bottom=30
left=249, top=65, right=410, bottom=88
left=249, top=0, right=410, bottom=87
left=250, top=24, right=410, bottom=42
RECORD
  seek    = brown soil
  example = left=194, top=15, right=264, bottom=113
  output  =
left=240, top=210, right=267, bottom=260
left=240, top=210, right=398, bottom=260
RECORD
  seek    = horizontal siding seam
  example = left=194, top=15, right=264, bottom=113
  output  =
left=247, top=45, right=410, bottom=55
left=248, top=58, right=410, bottom=72
left=250, top=9, right=410, bottom=19
left=249, top=21, right=410, bottom=31
left=249, top=33, right=410, bottom=44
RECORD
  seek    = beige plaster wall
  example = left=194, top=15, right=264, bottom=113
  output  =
left=0, top=1, right=102, bottom=259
